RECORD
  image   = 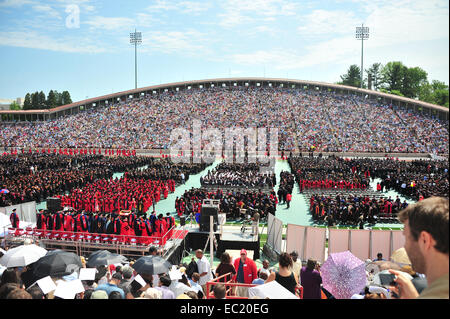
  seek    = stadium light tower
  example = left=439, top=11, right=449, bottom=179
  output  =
left=356, top=24, right=369, bottom=89
left=130, top=29, right=142, bottom=90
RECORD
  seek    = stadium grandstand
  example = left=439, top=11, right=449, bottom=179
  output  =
left=0, top=78, right=448, bottom=155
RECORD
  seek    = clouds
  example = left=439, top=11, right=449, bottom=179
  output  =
left=85, top=16, right=135, bottom=31
left=0, top=0, right=448, bottom=86
left=297, top=9, right=360, bottom=37
left=217, top=0, right=299, bottom=28
left=0, top=30, right=105, bottom=53
left=142, top=30, right=211, bottom=56
left=145, top=0, right=211, bottom=15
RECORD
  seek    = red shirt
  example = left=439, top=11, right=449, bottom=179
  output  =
left=233, top=257, right=258, bottom=284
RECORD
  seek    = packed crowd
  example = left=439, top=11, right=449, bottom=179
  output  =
left=309, top=194, right=409, bottom=227
left=289, top=155, right=371, bottom=192
left=178, top=188, right=277, bottom=220
left=1, top=87, right=447, bottom=154
left=126, top=161, right=207, bottom=184
left=57, top=177, right=175, bottom=215
left=200, top=163, right=276, bottom=188
left=288, top=156, right=448, bottom=201
left=356, top=158, right=449, bottom=200
left=0, top=154, right=208, bottom=208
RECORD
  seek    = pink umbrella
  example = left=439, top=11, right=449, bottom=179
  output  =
left=321, top=251, right=367, bottom=299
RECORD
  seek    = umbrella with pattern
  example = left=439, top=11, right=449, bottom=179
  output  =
left=321, top=251, right=367, bottom=299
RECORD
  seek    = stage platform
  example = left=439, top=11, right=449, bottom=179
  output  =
left=180, top=224, right=260, bottom=261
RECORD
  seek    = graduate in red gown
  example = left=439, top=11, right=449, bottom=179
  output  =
left=64, top=211, right=75, bottom=232
left=154, top=214, right=167, bottom=239
left=164, top=213, right=175, bottom=239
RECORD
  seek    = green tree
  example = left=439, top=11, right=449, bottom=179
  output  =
left=61, top=91, right=72, bottom=105
left=430, top=80, right=449, bottom=107
left=38, top=91, right=46, bottom=109
left=31, top=91, right=39, bottom=109
left=54, top=90, right=63, bottom=106
left=23, top=93, right=32, bottom=110
left=380, top=61, right=406, bottom=92
left=339, top=64, right=362, bottom=88
left=46, top=90, right=58, bottom=108
left=9, top=101, right=21, bottom=110
left=402, top=66, right=428, bottom=98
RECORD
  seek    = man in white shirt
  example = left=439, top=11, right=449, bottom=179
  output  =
left=196, top=249, right=213, bottom=296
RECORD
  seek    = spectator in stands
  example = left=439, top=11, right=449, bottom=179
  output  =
left=252, top=272, right=268, bottom=285
left=155, top=275, right=175, bottom=299
left=389, top=197, right=449, bottom=299
left=0, top=283, right=20, bottom=299
left=290, top=251, right=302, bottom=280
left=213, top=284, right=227, bottom=299
left=94, top=272, right=125, bottom=299
left=138, top=287, right=162, bottom=299
left=195, top=249, right=213, bottom=295
left=90, top=290, right=108, bottom=299
left=0, top=269, right=20, bottom=287
left=188, top=272, right=203, bottom=298
left=373, top=253, right=386, bottom=262
left=26, top=285, right=45, bottom=299
left=258, top=259, right=271, bottom=278
left=108, top=290, right=123, bottom=299
left=6, top=288, right=32, bottom=299
left=215, top=252, right=236, bottom=283
left=233, top=249, right=258, bottom=297
left=118, top=266, right=134, bottom=297
left=300, top=259, right=323, bottom=299
left=266, top=252, right=299, bottom=296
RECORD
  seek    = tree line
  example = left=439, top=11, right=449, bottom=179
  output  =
left=338, top=61, right=449, bottom=107
left=19, top=90, right=73, bottom=110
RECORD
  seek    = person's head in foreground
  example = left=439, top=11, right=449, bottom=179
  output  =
left=213, top=284, right=226, bottom=299
left=391, top=197, right=448, bottom=299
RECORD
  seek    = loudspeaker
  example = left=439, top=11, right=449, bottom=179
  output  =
left=199, top=222, right=217, bottom=232
left=201, top=206, right=218, bottom=217
left=47, top=197, right=62, bottom=213
left=180, top=216, right=186, bottom=226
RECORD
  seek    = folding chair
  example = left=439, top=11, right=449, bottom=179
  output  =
left=69, top=232, right=78, bottom=241
left=93, top=234, right=102, bottom=243
left=101, top=234, right=112, bottom=244
left=85, top=233, right=94, bottom=242
left=51, top=231, right=61, bottom=240
left=61, top=232, right=70, bottom=241
left=15, top=228, right=25, bottom=237
left=129, top=236, right=138, bottom=245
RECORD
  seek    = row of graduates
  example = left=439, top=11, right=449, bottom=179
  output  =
left=309, top=194, right=409, bottom=225
left=9, top=147, right=137, bottom=157
left=57, top=178, right=176, bottom=215
left=35, top=209, right=176, bottom=239
left=298, top=179, right=368, bottom=192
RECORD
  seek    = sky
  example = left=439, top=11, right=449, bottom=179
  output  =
left=0, top=0, right=448, bottom=102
